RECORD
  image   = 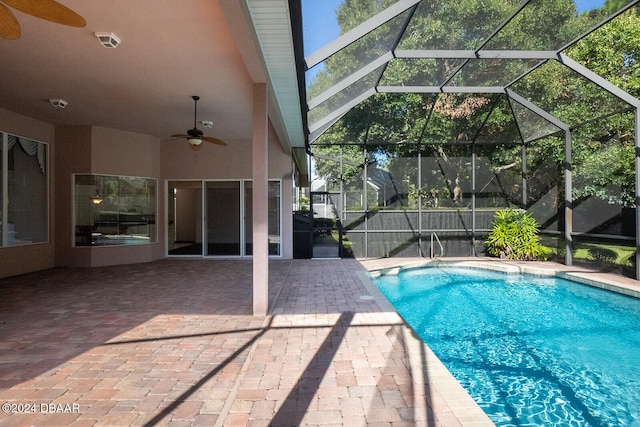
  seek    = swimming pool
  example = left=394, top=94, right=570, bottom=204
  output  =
left=372, top=265, right=640, bottom=427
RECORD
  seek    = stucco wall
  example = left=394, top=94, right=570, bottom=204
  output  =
left=55, top=126, right=163, bottom=268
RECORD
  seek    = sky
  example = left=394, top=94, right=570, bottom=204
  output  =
left=575, top=0, right=608, bottom=13
left=301, top=0, right=343, bottom=57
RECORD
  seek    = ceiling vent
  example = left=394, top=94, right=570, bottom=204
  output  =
left=95, top=32, right=121, bottom=48
left=49, top=99, right=68, bottom=109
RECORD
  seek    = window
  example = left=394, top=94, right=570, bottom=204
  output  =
left=74, top=174, right=156, bottom=246
left=0, top=132, right=49, bottom=247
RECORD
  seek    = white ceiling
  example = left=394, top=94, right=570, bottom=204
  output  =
left=0, top=0, right=302, bottom=146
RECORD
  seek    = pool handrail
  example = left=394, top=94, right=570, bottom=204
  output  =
left=431, top=232, right=444, bottom=258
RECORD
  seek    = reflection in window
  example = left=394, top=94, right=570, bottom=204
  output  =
left=0, top=133, right=49, bottom=247
left=74, top=175, right=156, bottom=246
left=245, top=180, right=282, bottom=256
left=268, top=181, right=282, bottom=256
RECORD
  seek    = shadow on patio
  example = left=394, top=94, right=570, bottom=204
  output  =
left=0, top=259, right=490, bottom=426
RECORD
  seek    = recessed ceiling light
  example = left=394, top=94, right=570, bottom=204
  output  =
left=95, top=32, right=121, bottom=48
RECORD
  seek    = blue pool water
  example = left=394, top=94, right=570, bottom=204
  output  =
left=373, top=267, right=640, bottom=427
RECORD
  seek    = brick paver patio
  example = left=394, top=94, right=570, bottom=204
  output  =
left=0, top=259, right=497, bottom=426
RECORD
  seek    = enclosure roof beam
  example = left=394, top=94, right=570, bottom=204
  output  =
left=474, top=0, right=532, bottom=52
left=302, top=2, right=640, bottom=149
left=308, top=116, right=343, bottom=143
left=308, top=88, right=377, bottom=136
left=305, top=0, right=421, bottom=69
left=307, top=52, right=392, bottom=110
left=394, top=50, right=558, bottom=60
left=557, top=53, right=640, bottom=109
left=505, top=88, right=569, bottom=132
left=379, top=86, right=506, bottom=94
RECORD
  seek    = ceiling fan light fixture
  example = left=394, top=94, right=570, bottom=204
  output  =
left=90, top=190, right=103, bottom=205
left=169, top=95, right=227, bottom=148
left=95, top=32, right=121, bottom=48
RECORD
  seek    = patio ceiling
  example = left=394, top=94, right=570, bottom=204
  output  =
left=301, top=0, right=640, bottom=145
left=0, top=1, right=305, bottom=154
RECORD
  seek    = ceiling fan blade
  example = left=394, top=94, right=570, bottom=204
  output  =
left=189, top=143, right=203, bottom=152
left=170, top=134, right=188, bottom=138
left=0, top=3, right=20, bottom=39
left=2, top=0, right=86, bottom=27
left=203, top=136, right=227, bottom=146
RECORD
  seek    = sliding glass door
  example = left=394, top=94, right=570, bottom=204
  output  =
left=206, top=181, right=241, bottom=256
left=167, top=179, right=281, bottom=257
left=168, top=181, right=202, bottom=255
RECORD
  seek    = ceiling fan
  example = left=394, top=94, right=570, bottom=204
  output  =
left=0, top=0, right=86, bottom=40
left=170, top=96, right=227, bottom=150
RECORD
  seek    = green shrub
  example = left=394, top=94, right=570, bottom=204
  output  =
left=587, top=247, right=617, bottom=263
left=485, top=209, right=551, bottom=261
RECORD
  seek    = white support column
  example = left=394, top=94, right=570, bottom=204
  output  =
left=252, top=83, right=269, bottom=316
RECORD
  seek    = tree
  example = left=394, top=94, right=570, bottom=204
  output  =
left=308, top=0, right=640, bottom=210
left=563, top=8, right=640, bottom=207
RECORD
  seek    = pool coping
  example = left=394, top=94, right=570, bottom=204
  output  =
left=357, top=258, right=640, bottom=426
left=365, top=258, right=640, bottom=300
left=356, top=267, right=496, bottom=426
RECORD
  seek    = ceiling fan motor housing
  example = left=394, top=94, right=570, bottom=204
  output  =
left=187, top=128, right=204, bottom=138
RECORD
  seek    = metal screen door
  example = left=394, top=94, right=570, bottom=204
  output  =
left=310, top=191, right=342, bottom=258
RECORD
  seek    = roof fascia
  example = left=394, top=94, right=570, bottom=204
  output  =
left=246, top=0, right=307, bottom=151
left=221, top=0, right=307, bottom=183
left=219, top=0, right=268, bottom=83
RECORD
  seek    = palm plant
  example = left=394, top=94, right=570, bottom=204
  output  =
left=485, top=209, right=551, bottom=261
